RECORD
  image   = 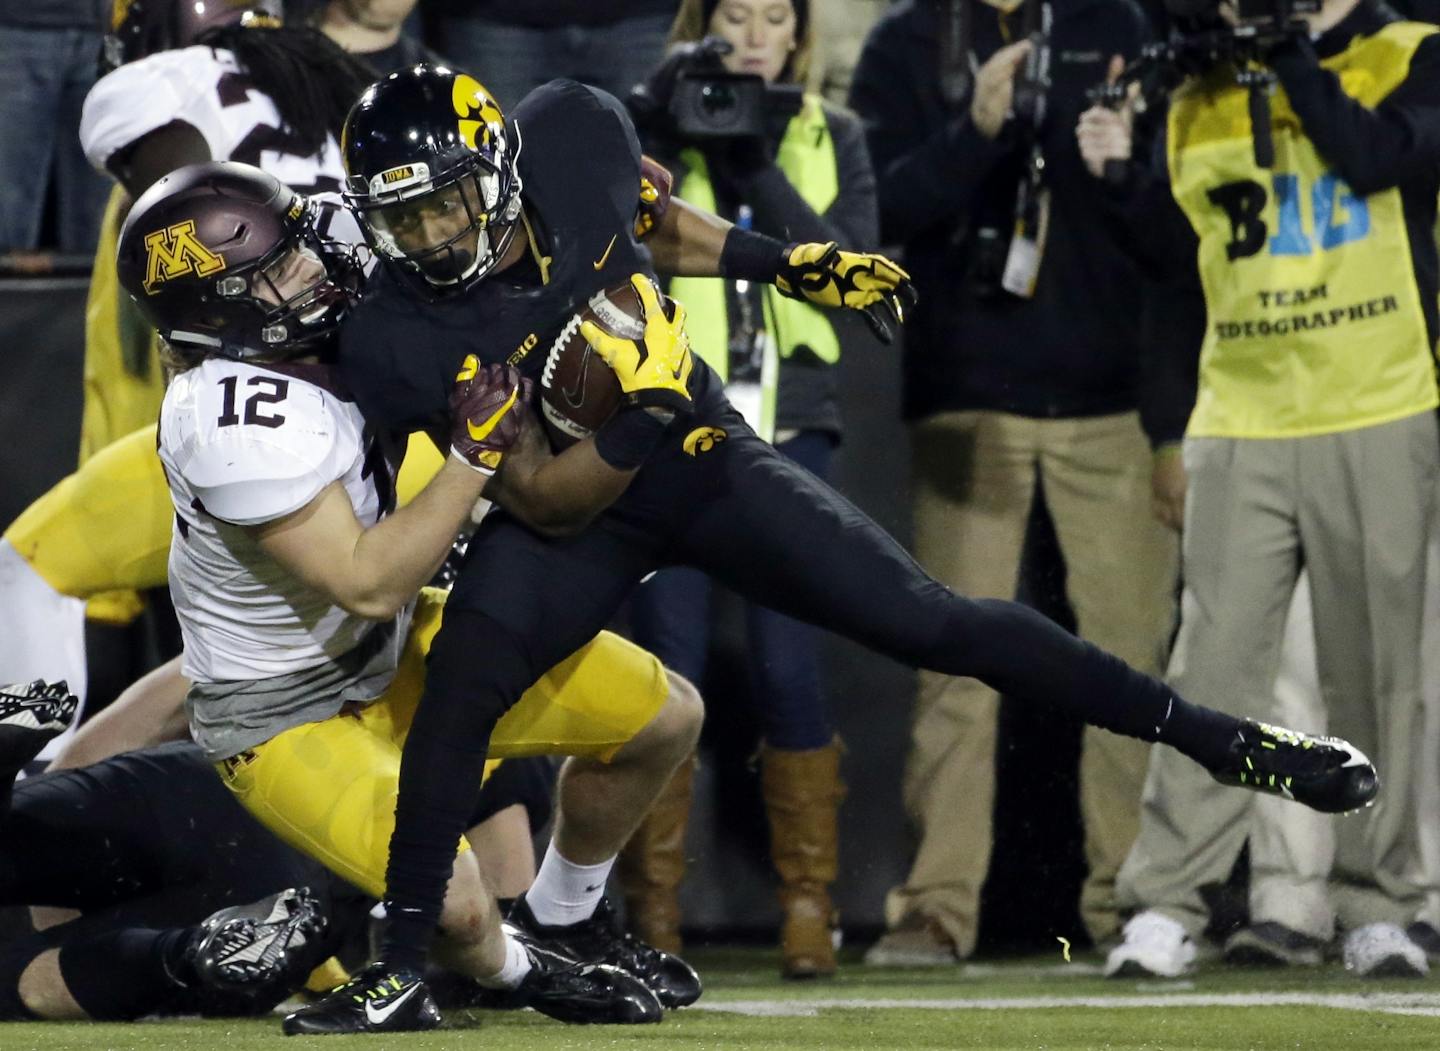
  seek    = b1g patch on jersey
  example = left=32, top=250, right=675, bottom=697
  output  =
left=369, top=162, right=431, bottom=197
left=143, top=220, right=225, bottom=293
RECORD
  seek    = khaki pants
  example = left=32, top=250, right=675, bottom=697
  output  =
left=1119, top=412, right=1439, bottom=934
left=887, top=410, right=1179, bottom=953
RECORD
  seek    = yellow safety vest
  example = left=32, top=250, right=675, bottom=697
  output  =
left=669, top=94, right=842, bottom=440
left=1167, top=22, right=1438, bottom=438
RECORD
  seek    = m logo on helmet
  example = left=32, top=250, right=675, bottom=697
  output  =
left=452, top=74, right=504, bottom=151
left=142, top=221, right=225, bottom=294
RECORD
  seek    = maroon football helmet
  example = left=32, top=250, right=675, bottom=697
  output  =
left=102, top=0, right=283, bottom=72
left=116, top=161, right=364, bottom=362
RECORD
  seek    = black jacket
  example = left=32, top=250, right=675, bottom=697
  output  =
left=850, top=0, right=1158, bottom=429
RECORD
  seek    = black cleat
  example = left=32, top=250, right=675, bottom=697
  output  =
left=193, top=887, right=329, bottom=994
left=0, top=679, right=78, bottom=761
left=1211, top=720, right=1378, bottom=814
left=282, top=962, right=440, bottom=1036
left=509, top=930, right=662, bottom=1024
left=507, top=895, right=701, bottom=1008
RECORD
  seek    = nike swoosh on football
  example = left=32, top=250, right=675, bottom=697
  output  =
left=467, top=386, right=520, bottom=441
left=592, top=234, right=618, bottom=270
left=364, top=983, right=420, bottom=1026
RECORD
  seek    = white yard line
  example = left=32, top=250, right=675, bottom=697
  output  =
left=693, top=992, right=1440, bottom=1019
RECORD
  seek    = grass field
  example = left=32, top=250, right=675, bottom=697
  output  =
left=8, top=947, right=1440, bottom=1051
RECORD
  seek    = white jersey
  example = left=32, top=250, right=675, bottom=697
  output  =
left=159, top=357, right=405, bottom=683
left=80, top=46, right=344, bottom=194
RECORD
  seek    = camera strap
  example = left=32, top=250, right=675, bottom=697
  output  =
left=939, top=0, right=977, bottom=108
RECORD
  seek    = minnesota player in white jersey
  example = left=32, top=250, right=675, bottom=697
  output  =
left=0, top=1, right=413, bottom=758
left=115, top=161, right=703, bottom=1032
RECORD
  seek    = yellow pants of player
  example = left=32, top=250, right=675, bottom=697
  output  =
left=216, top=589, right=668, bottom=899
left=4, top=425, right=446, bottom=599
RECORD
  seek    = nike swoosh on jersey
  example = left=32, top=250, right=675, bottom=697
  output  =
left=364, top=983, right=420, bottom=1026
left=466, top=386, right=520, bottom=441
left=592, top=234, right=618, bottom=270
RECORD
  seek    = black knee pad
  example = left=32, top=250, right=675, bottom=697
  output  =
left=469, top=755, right=557, bottom=834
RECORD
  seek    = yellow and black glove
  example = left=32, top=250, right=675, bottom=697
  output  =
left=581, top=274, right=694, bottom=416
left=775, top=241, right=918, bottom=345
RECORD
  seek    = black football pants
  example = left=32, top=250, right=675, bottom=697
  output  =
left=384, top=414, right=1231, bottom=964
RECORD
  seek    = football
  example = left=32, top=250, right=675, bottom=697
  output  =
left=538, top=282, right=647, bottom=449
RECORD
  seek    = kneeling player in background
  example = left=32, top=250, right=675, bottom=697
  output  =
left=0, top=680, right=555, bottom=1022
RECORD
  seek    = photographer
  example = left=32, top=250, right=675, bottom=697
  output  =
left=848, top=0, right=1178, bottom=965
left=620, top=0, right=878, bottom=980
left=1079, top=0, right=1440, bottom=977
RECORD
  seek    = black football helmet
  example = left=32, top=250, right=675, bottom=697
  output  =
left=102, top=0, right=282, bottom=73
left=342, top=64, right=523, bottom=297
left=116, top=161, right=365, bottom=362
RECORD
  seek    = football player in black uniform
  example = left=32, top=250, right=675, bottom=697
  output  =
left=0, top=679, right=558, bottom=1023
left=0, top=680, right=331, bottom=1021
left=302, top=65, right=1381, bottom=1034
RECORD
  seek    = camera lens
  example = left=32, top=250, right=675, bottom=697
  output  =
left=699, top=82, right=741, bottom=129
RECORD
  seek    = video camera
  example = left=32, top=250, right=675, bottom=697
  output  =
left=669, top=72, right=803, bottom=140
left=1087, top=0, right=1319, bottom=169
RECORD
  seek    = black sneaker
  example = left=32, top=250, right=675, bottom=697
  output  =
left=192, top=887, right=329, bottom=992
left=510, top=934, right=662, bottom=1024
left=0, top=679, right=78, bottom=761
left=1223, top=921, right=1326, bottom=967
left=1211, top=720, right=1378, bottom=814
left=508, top=895, right=701, bottom=1008
left=282, top=962, right=440, bottom=1035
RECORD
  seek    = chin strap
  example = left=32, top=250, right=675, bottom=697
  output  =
left=518, top=209, right=551, bottom=285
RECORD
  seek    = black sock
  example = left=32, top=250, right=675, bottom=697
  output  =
left=1155, top=694, right=1242, bottom=772
left=59, top=926, right=195, bottom=1021
left=381, top=609, right=529, bottom=975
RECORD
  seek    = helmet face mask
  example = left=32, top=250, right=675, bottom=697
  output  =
left=117, top=162, right=364, bottom=363
left=342, top=65, right=522, bottom=298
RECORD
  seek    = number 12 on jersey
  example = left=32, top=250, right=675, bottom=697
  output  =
left=217, top=374, right=289, bottom=428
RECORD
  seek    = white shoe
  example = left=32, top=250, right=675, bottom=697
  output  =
left=1342, top=922, right=1428, bottom=978
left=1105, top=912, right=1197, bottom=978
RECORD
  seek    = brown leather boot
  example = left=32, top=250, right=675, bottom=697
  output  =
left=761, top=737, right=846, bottom=979
left=616, top=751, right=696, bottom=956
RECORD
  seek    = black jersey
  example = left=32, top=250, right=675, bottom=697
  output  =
left=339, top=78, right=728, bottom=435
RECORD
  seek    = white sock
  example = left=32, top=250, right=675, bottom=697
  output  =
left=525, top=842, right=615, bottom=927
left=478, top=929, right=533, bottom=990
left=0, top=541, right=87, bottom=763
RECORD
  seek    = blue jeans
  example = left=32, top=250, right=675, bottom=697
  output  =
left=0, top=24, right=110, bottom=253
left=629, top=431, right=837, bottom=751
left=428, top=13, right=673, bottom=109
